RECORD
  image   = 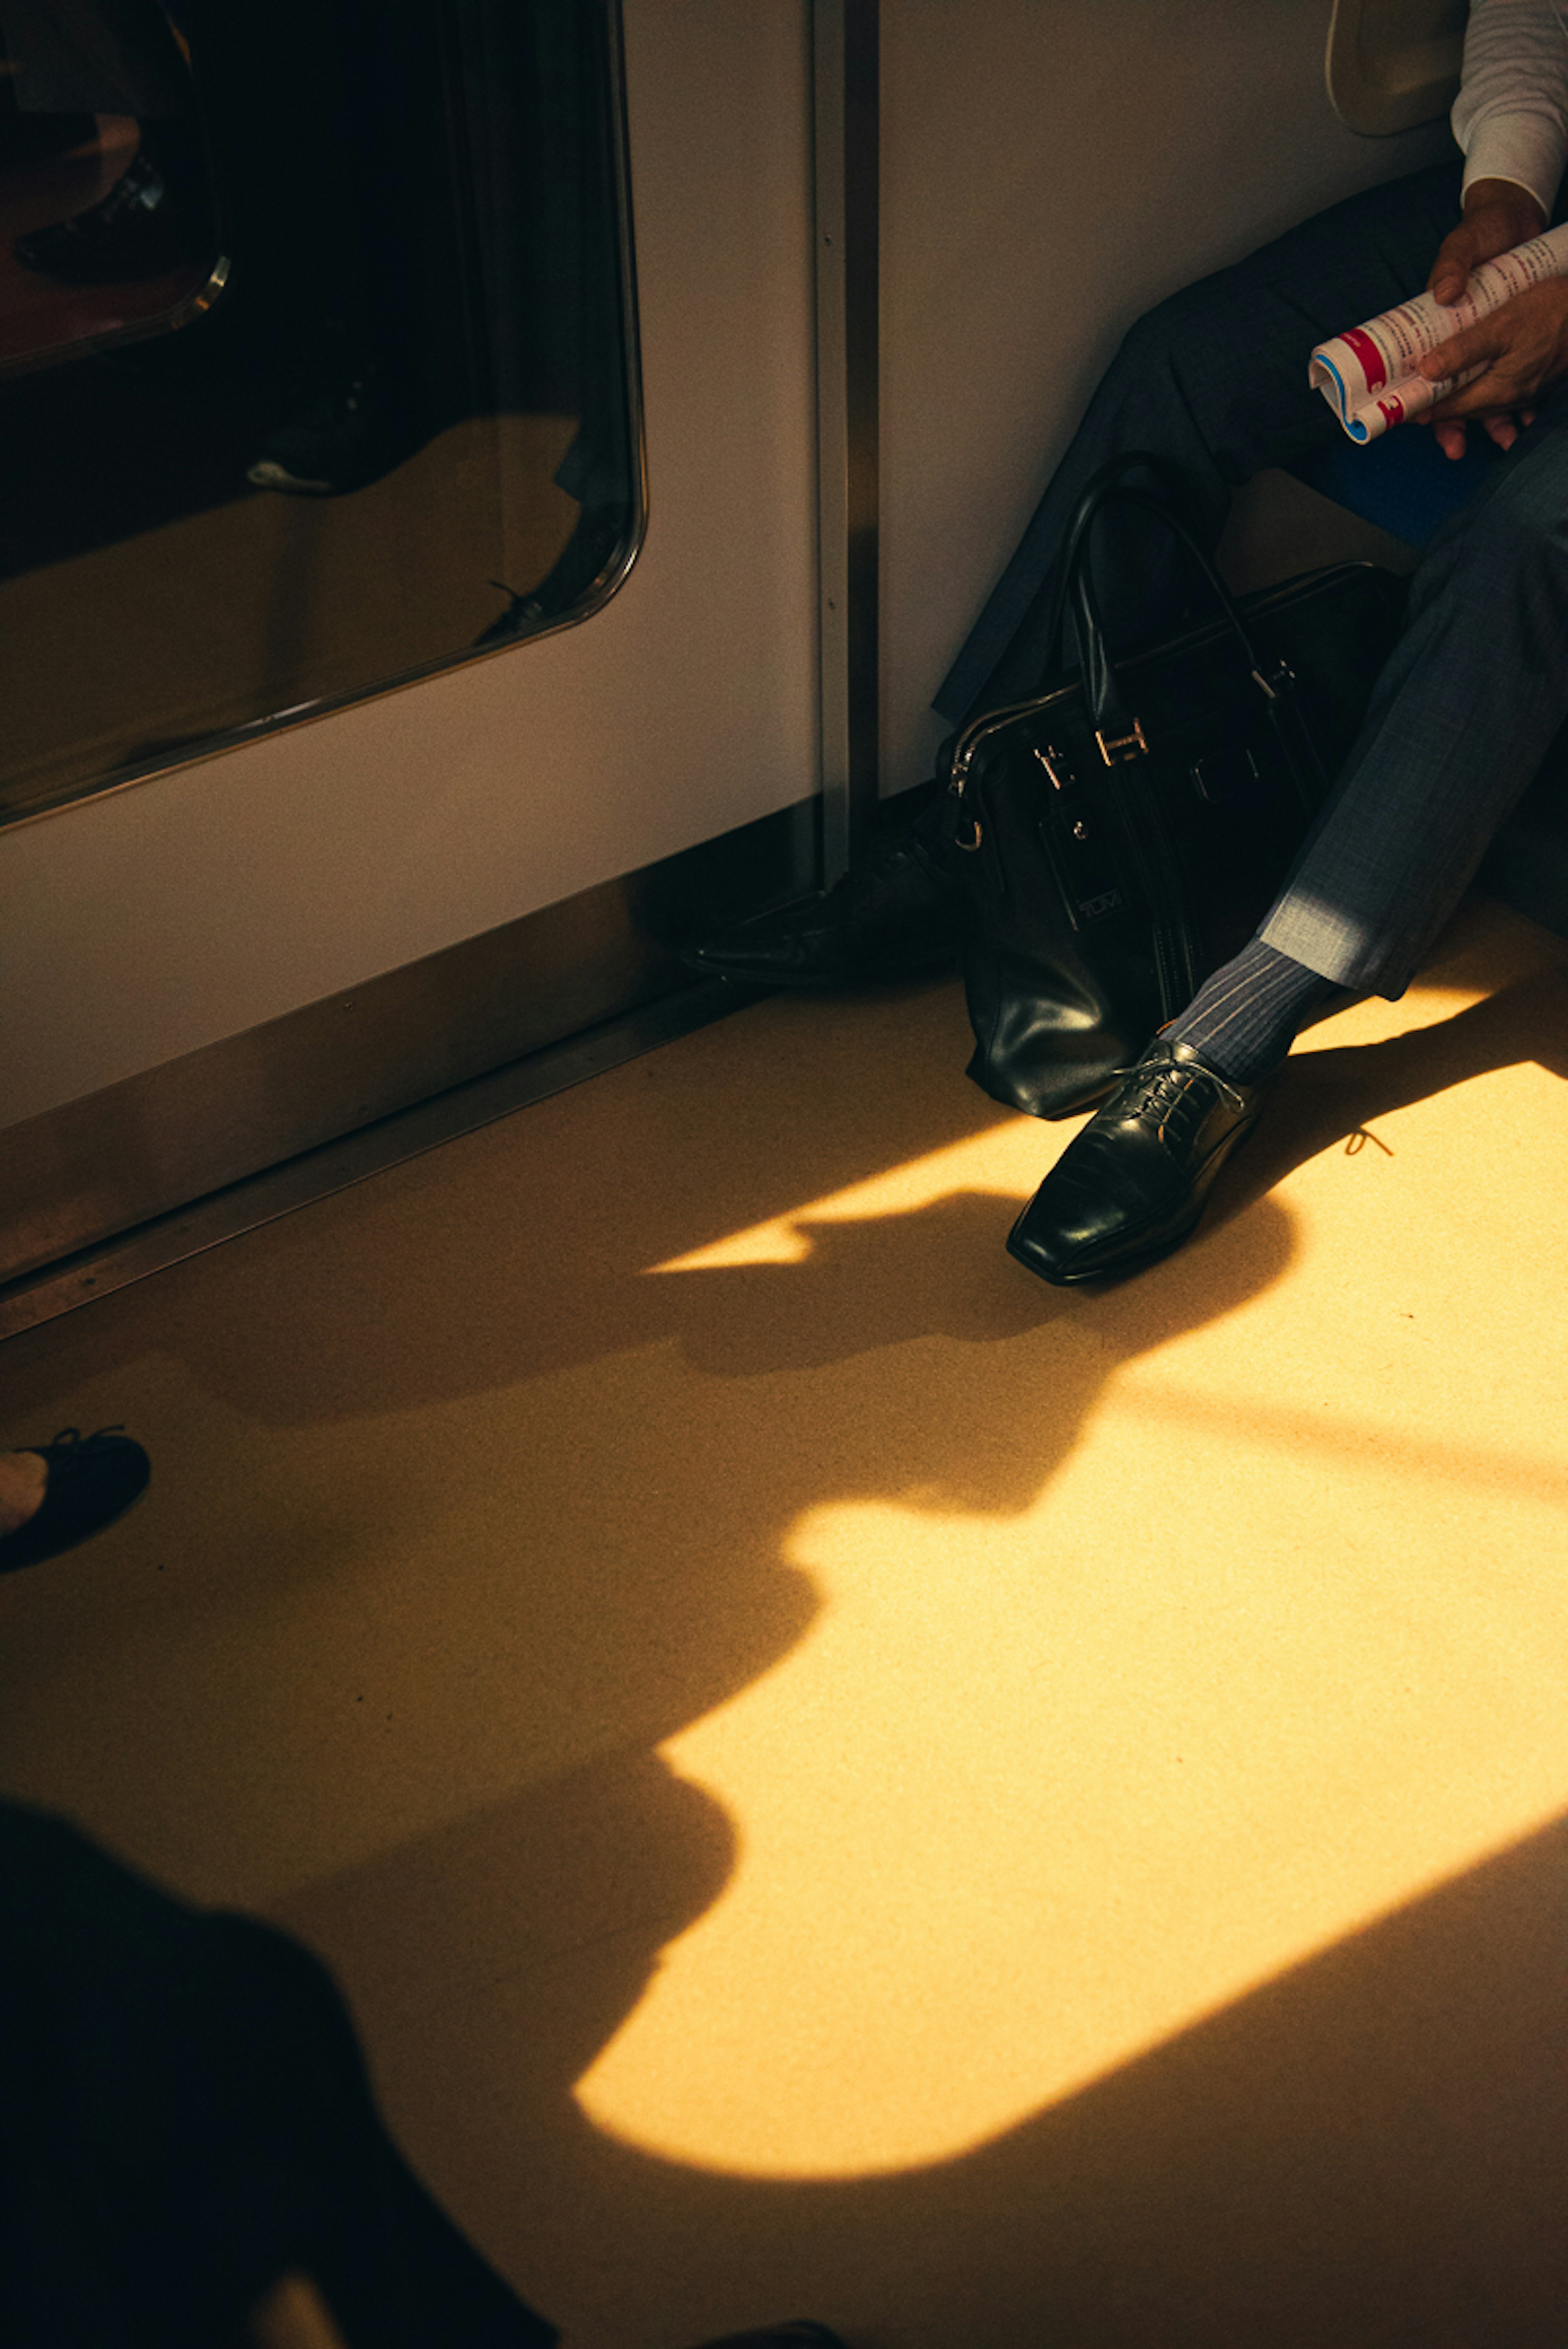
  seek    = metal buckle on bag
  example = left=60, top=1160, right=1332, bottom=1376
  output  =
left=955, top=817, right=983, bottom=852
left=1033, top=745, right=1073, bottom=790
left=1095, top=718, right=1148, bottom=766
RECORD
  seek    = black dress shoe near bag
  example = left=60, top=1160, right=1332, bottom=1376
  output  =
left=682, top=823, right=968, bottom=988
left=0, top=1428, right=150, bottom=1572
left=1007, top=1039, right=1267, bottom=1285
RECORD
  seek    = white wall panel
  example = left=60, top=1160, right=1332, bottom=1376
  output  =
left=880, top=0, right=1456, bottom=790
left=0, top=0, right=818, bottom=1129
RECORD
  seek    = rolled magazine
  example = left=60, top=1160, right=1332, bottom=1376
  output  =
left=1310, top=222, right=1568, bottom=440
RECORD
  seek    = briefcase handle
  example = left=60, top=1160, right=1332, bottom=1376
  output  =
left=1047, top=453, right=1290, bottom=763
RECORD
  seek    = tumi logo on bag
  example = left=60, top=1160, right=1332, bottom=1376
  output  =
left=1030, top=739, right=1125, bottom=927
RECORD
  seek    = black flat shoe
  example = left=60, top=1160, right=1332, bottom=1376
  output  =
left=1007, top=1038, right=1268, bottom=1285
left=0, top=1427, right=150, bottom=1572
left=682, top=824, right=968, bottom=988
left=246, top=356, right=430, bottom=496
left=12, top=149, right=199, bottom=283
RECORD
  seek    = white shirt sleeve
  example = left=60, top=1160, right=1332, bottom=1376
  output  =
left=1452, top=0, right=1568, bottom=216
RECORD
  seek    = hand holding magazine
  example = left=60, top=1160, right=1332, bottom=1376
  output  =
left=1310, top=223, right=1568, bottom=440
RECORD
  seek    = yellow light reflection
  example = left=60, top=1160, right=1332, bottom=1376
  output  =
left=655, top=1119, right=1054, bottom=1274
left=578, top=976, right=1568, bottom=2180
left=579, top=1477, right=1566, bottom=2177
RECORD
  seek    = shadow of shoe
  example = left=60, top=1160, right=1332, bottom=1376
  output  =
left=1214, top=959, right=1568, bottom=1230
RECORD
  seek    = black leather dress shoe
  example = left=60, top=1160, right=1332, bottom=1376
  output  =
left=247, top=354, right=432, bottom=496
left=1007, top=1039, right=1267, bottom=1285
left=0, top=1427, right=150, bottom=1572
left=682, top=824, right=968, bottom=988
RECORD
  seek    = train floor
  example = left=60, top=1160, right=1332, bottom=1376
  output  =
left=1, top=890, right=1565, bottom=2348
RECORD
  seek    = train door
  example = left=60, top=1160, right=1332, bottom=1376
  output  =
left=0, top=0, right=1461, bottom=1331
left=0, top=0, right=828, bottom=1316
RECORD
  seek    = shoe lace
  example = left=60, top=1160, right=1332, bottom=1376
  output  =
left=42, top=1425, right=127, bottom=1456
left=1110, top=1053, right=1247, bottom=1136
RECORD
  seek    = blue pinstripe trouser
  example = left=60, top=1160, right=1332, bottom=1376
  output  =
left=935, top=161, right=1568, bottom=997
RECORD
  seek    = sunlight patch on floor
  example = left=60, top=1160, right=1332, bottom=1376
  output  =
left=2, top=915, right=1563, bottom=2207
left=653, top=1121, right=1053, bottom=1274
left=580, top=968, right=1568, bottom=2179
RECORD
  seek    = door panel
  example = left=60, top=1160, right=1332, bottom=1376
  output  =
left=0, top=0, right=817, bottom=1132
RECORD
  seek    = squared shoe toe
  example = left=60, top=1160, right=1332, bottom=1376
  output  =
left=1007, top=1040, right=1267, bottom=1285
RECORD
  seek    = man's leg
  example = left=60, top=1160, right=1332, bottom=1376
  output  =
left=1008, top=409, right=1568, bottom=1285
left=1257, top=416, right=1568, bottom=993
left=687, top=161, right=1466, bottom=985
left=934, top=162, right=1466, bottom=724
left=0, top=1803, right=849, bottom=2348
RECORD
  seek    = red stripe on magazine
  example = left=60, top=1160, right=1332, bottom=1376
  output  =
left=1341, top=326, right=1386, bottom=393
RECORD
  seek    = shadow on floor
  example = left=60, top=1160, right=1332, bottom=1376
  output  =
left=277, top=1765, right=1568, bottom=2349
left=1214, top=950, right=1568, bottom=1238
left=3, top=924, right=1565, bottom=2346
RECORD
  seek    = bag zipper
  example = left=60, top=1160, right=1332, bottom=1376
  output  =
left=946, top=687, right=1069, bottom=842
left=946, top=669, right=1213, bottom=1016
left=945, top=559, right=1373, bottom=808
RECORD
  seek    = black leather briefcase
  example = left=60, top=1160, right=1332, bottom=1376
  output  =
left=946, top=453, right=1407, bottom=1119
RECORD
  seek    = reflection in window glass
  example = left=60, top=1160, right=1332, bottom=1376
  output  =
left=0, top=0, right=641, bottom=825
left=0, top=0, right=223, bottom=372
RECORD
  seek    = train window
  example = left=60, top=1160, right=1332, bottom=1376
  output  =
left=0, top=0, right=642, bottom=828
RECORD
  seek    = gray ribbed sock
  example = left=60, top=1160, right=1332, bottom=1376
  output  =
left=1166, top=937, right=1341, bottom=1085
